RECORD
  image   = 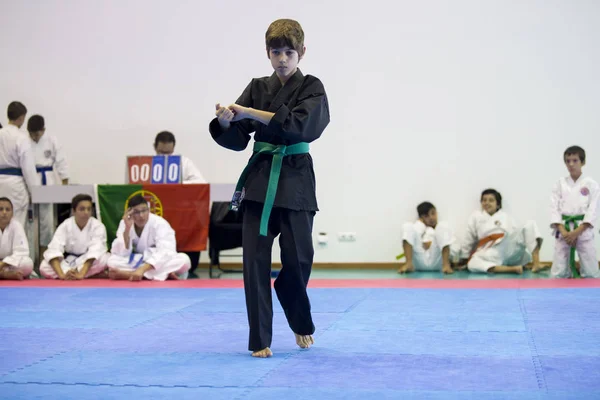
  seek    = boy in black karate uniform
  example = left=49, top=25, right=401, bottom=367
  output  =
left=209, top=18, right=330, bottom=358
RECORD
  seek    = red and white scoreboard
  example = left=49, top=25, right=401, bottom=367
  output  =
left=126, top=155, right=182, bottom=184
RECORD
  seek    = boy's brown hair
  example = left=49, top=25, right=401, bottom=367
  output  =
left=265, top=19, right=305, bottom=57
left=7, top=101, right=27, bottom=121
left=564, top=145, right=586, bottom=164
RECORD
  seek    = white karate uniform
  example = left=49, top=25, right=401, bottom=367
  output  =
left=402, top=220, right=458, bottom=271
left=462, top=210, right=541, bottom=273
left=0, top=125, right=40, bottom=226
left=28, top=134, right=69, bottom=246
left=0, top=219, right=34, bottom=277
left=107, top=213, right=190, bottom=280
left=181, top=156, right=207, bottom=184
left=40, top=216, right=109, bottom=279
left=550, top=175, right=600, bottom=278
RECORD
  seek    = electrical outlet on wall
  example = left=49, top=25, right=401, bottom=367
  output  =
left=338, top=232, right=356, bottom=242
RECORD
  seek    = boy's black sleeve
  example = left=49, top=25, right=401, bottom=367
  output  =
left=268, top=77, right=330, bottom=143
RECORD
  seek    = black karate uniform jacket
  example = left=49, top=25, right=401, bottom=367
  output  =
left=209, top=69, right=330, bottom=211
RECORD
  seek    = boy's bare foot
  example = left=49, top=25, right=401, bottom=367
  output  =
left=397, top=262, right=414, bottom=274
left=251, top=347, right=273, bottom=358
left=0, top=270, right=24, bottom=280
left=514, top=266, right=523, bottom=274
left=295, top=333, right=314, bottom=349
left=108, top=269, right=132, bottom=280
left=89, top=270, right=109, bottom=279
left=532, top=264, right=549, bottom=273
left=490, top=265, right=523, bottom=274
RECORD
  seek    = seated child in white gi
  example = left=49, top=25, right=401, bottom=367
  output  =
left=0, top=197, right=34, bottom=280
left=460, top=189, right=542, bottom=275
left=107, top=194, right=190, bottom=281
left=398, top=202, right=457, bottom=274
left=40, top=194, right=109, bottom=280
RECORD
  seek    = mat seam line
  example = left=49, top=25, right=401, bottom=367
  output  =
left=0, top=350, right=69, bottom=379
left=0, top=381, right=260, bottom=389
left=518, top=293, right=548, bottom=393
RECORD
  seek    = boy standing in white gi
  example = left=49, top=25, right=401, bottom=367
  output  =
left=27, top=114, right=69, bottom=256
left=0, top=102, right=39, bottom=227
left=550, top=146, right=600, bottom=278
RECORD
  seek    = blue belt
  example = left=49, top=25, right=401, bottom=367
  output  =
left=0, top=168, right=23, bottom=176
left=128, top=252, right=145, bottom=269
left=36, top=166, right=53, bottom=185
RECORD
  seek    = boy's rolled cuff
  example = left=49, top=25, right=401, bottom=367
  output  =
left=209, top=118, right=225, bottom=138
left=266, top=105, right=290, bottom=132
left=583, top=216, right=595, bottom=228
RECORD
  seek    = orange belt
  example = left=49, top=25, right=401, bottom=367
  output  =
left=468, top=233, right=505, bottom=261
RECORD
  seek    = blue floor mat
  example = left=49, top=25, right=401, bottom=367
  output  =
left=2, top=385, right=600, bottom=400
left=259, top=351, right=539, bottom=391
left=1, top=287, right=599, bottom=399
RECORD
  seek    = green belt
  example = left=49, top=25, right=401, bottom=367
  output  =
left=563, top=214, right=585, bottom=279
left=231, top=141, right=310, bottom=236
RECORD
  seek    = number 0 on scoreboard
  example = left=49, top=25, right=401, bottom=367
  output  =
left=127, top=155, right=182, bottom=184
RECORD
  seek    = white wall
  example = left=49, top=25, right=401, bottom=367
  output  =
left=1, top=0, right=599, bottom=262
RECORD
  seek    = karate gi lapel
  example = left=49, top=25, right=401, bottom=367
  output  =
left=0, top=222, right=13, bottom=258
left=267, top=69, right=304, bottom=113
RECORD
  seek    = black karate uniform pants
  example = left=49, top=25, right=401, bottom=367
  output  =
left=185, top=251, right=200, bottom=276
left=242, top=200, right=316, bottom=351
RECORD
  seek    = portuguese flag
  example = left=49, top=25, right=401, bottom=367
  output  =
left=96, top=184, right=210, bottom=251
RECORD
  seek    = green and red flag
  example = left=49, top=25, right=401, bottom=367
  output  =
left=96, top=184, right=210, bottom=251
